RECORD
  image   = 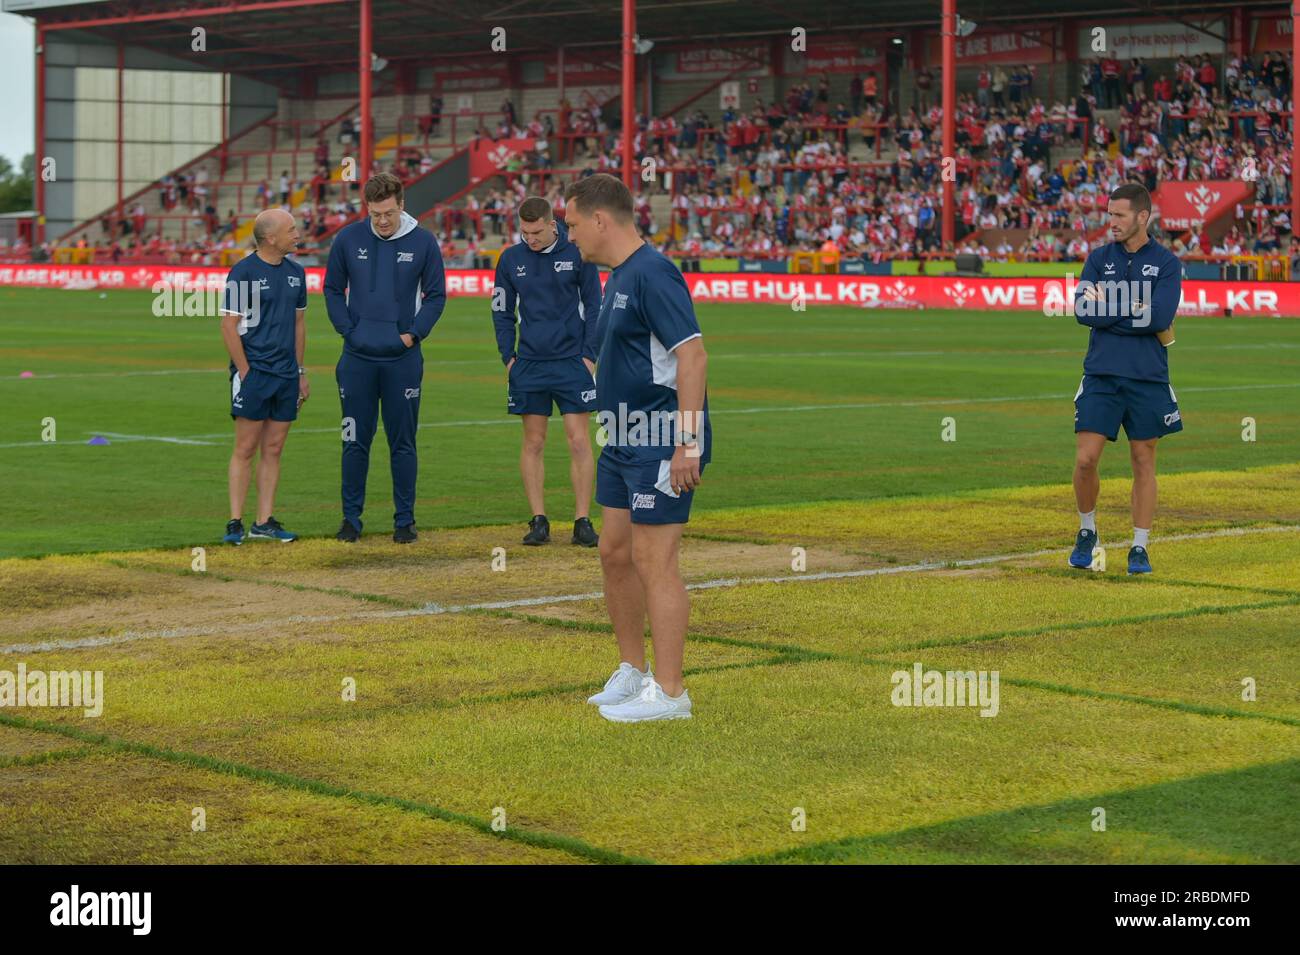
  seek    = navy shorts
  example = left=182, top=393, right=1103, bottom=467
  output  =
left=596, top=451, right=706, bottom=525
left=231, top=366, right=299, bottom=422
left=1074, top=374, right=1182, bottom=442
left=507, top=356, right=597, bottom=417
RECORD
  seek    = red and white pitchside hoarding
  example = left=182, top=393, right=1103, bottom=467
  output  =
left=1, top=265, right=1297, bottom=317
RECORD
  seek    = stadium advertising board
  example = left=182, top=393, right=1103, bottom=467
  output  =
left=3, top=265, right=1296, bottom=317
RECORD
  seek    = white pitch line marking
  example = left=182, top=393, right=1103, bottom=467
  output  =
left=3, top=524, right=1296, bottom=655
left=2, top=381, right=1294, bottom=450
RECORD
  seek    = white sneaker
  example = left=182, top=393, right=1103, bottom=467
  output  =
left=598, top=679, right=692, bottom=723
left=586, top=662, right=651, bottom=706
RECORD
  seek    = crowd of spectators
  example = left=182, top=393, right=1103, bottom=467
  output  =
left=41, top=50, right=1297, bottom=270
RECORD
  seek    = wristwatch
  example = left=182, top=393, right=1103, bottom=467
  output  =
left=679, top=430, right=698, bottom=444
left=298, top=366, right=307, bottom=376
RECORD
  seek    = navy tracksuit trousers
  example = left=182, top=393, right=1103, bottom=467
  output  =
left=336, top=346, right=423, bottom=530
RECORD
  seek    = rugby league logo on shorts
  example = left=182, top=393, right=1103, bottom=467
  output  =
left=404, top=388, right=420, bottom=399
left=631, top=492, right=657, bottom=510
left=581, top=388, right=596, bottom=402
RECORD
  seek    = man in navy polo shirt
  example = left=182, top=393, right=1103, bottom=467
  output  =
left=563, top=173, right=712, bottom=724
left=219, top=208, right=308, bottom=545
left=1071, top=183, right=1182, bottom=575
left=492, top=196, right=603, bottom=547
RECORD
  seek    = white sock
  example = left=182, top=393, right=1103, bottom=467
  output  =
left=1133, top=527, right=1150, bottom=549
left=1079, top=510, right=1097, bottom=532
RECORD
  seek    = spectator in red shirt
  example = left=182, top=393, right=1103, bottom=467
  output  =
left=1101, top=56, right=1121, bottom=109
left=1197, top=57, right=1216, bottom=96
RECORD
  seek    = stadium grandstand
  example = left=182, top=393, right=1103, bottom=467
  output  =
left=2, top=0, right=1296, bottom=283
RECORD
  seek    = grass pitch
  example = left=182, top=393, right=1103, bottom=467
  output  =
left=0, top=288, right=1297, bottom=863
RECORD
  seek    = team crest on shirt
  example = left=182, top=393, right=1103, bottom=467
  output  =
left=554, top=260, right=574, bottom=272
left=613, top=292, right=629, bottom=310
left=631, top=492, right=656, bottom=510
left=1141, top=264, right=1159, bottom=277
left=397, top=252, right=414, bottom=263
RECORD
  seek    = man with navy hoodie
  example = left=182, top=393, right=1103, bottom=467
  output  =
left=1070, top=183, right=1182, bottom=575
left=493, top=196, right=603, bottom=547
left=324, top=173, right=446, bottom=543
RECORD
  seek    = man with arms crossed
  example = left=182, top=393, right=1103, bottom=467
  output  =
left=220, top=208, right=308, bottom=544
left=1071, top=183, right=1181, bottom=575
left=563, top=174, right=712, bottom=723
left=492, top=196, right=603, bottom=547
left=324, top=173, right=446, bottom=543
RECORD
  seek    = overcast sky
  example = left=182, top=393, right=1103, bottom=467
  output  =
left=0, top=12, right=35, bottom=168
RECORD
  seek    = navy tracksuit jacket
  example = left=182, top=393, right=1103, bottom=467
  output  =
left=324, top=211, right=446, bottom=530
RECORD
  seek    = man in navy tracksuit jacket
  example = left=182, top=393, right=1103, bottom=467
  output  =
left=324, top=173, right=446, bottom=543
left=1069, top=183, right=1181, bottom=576
left=492, top=197, right=603, bottom=547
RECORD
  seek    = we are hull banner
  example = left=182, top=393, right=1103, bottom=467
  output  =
left=2, top=264, right=1298, bottom=317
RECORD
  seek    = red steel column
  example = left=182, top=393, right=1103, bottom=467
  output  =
left=941, top=0, right=956, bottom=248
left=219, top=71, right=228, bottom=176
left=360, top=0, right=373, bottom=185
left=1292, top=2, right=1298, bottom=237
left=621, top=0, right=635, bottom=188
left=117, top=41, right=124, bottom=224
left=35, top=27, right=46, bottom=246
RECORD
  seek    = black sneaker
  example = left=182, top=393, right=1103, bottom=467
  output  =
left=223, top=519, right=244, bottom=546
left=393, top=523, right=418, bottom=544
left=572, top=517, right=599, bottom=547
left=336, top=519, right=360, bottom=543
left=523, top=514, right=550, bottom=545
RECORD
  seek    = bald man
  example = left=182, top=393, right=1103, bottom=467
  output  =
left=218, top=208, right=309, bottom=544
